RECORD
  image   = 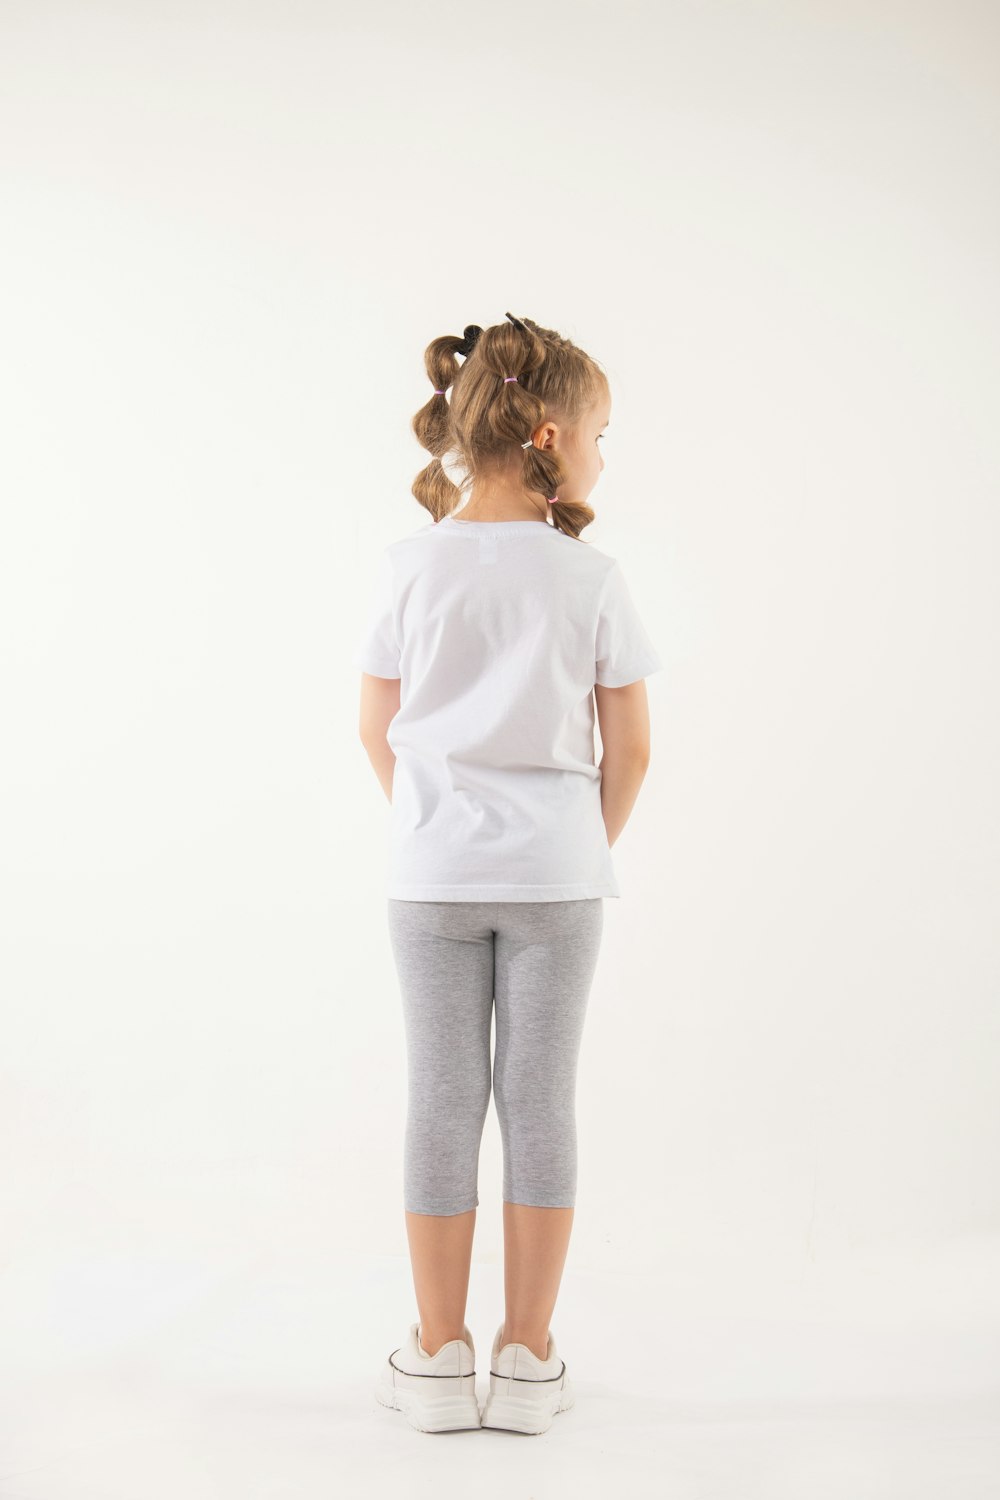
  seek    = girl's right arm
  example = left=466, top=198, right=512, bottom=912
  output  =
left=595, top=680, right=653, bottom=847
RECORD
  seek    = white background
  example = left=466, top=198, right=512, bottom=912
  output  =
left=1, top=1, right=998, bottom=1495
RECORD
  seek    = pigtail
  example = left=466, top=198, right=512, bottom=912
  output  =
left=410, top=333, right=468, bottom=523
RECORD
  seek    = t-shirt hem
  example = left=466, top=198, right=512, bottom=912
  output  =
left=595, top=653, right=663, bottom=688
left=386, top=880, right=620, bottom=901
left=354, top=653, right=401, bottom=678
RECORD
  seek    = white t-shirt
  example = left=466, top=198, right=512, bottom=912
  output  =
left=352, top=515, right=663, bottom=901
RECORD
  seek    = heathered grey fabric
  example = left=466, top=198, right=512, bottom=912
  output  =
left=386, top=898, right=604, bottom=1215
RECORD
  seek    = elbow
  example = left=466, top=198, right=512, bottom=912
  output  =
left=604, top=739, right=651, bottom=769
left=359, top=720, right=390, bottom=750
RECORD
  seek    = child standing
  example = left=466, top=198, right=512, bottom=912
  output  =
left=355, top=313, right=662, bottom=1435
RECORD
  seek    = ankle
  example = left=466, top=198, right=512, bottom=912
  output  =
left=500, top=1325, right=550, bottom=1361
left=418, top=1324, right=466, bottom=1356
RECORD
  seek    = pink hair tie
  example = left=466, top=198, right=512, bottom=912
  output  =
left=433, top=389, right=446, bottom=395
left=503, top=376, right=518, bottom=383
left=548, top=496, right=558, bottom=504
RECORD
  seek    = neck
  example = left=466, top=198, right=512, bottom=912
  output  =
left=453, top=489, right=550, bottom=524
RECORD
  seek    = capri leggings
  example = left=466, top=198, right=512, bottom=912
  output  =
left=386, top=898, right=604, bottom=1216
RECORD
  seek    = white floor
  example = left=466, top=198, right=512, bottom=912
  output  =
left=1, top=1240, right=998, bottom=1499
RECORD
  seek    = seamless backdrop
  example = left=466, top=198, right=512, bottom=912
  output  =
left=1, top=2, right=998, bottom=1496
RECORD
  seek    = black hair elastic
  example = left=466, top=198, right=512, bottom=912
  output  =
left=455, top=324, right=483, bottom=357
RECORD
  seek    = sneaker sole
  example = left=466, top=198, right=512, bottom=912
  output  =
left=374, top=1377, right=482, bottom=1433
left=480, top=1388, right=575, bottom=1435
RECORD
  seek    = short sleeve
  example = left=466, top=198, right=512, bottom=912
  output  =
left=352, top=548, right=401, bottom=679
left=594, top=560, right=663, bottom=688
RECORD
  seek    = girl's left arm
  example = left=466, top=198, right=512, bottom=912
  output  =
left=358, top=672, right=400, bottom=802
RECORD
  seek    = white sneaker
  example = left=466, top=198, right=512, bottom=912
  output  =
left=374, top=1321, right=481, bottom=1433
left=480, top=1323, right=575, bottom=1434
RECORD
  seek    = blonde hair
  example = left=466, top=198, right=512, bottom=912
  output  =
left=411, top=313, right=608, bottom=540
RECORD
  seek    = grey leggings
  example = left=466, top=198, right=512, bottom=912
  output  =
left=386, top=898, right=604, bottom=1216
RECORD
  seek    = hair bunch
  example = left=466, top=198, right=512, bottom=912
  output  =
left=410, top=312, right=605, bottom=540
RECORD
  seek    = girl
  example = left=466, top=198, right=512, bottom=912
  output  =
left=355, top=313, right=662, bottom=1435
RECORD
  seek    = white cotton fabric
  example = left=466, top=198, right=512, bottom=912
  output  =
left=352, top=516, right=663, bottom=901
